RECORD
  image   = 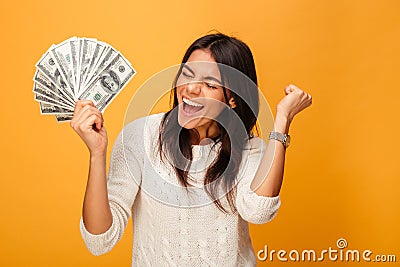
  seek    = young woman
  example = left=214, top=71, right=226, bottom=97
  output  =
left=71, top=33, right=312, bottom=266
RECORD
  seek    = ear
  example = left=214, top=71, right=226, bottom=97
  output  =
left=228, top=97, right=237, bottom=109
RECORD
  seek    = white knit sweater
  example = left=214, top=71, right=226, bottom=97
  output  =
left=80, top=113, right=281, bottom=266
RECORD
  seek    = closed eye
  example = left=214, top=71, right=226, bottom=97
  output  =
left=205, top=82, right=219, bottom=89
left=182, top=71, right=194, bottom=79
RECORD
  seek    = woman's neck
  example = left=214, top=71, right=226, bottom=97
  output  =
left=190, top=121, right=220, bottom=145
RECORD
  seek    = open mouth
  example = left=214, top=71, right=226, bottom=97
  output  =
left=182, top=97, right=204, bottom=114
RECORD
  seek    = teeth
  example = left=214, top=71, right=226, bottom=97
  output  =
left=183, top=98, right=203, bottom=107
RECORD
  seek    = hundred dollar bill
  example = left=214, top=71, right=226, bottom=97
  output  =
left=33, top=70, right=75, bottom=105
left=78, top=53, right=135, bottom=111
left=50, top=37, right=77, bottom=96
left=36, top=48, right=74, bottom=99
left=55, top=114, right=74, bottom=123
left=81, top=48, right=106, bottom=90
left=82, top=41, right=107, bottom=87
left=39, top=102, right=74, bottom=115
left=83, top=46, right=118, bottom=90
left=33, top=82, right=74, bottom=108
left=77, top=38, right=98, bottom=95
left=34, top=93, right=73, bottom=109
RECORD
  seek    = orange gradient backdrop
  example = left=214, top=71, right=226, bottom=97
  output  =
left=1, top=0, right=399, bottom=266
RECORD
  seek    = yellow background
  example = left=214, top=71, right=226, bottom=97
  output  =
left=1, top=0, right=399, bottom=266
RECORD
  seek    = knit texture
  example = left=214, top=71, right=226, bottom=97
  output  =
left=80, top=113, right=281, bottom=266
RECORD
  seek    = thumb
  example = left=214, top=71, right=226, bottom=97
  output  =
left=94, top=121, right=102, bottom=131
left=284, top=84, right=297, bottom=95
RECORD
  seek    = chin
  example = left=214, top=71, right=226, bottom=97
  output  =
left=177, top=113, right=203, bottom=129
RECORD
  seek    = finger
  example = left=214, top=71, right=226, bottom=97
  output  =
left=304, top=95, right=313, bottom=108
left=94, top=113, right=104, bottom=130
left=74, top=102, right=101, bottom=122
left=88, top=113, right=104, bottom=131
left=73, top=100, right=96, bottom=116
left=77, top=106, right=103, bottom=127
left=72, top=104, right=92, bottom=127
left=73, top=112, right=103, bottom=136
left=284, top=86, right=292, bottom=95
left=74, top=100, right=93, bottom=111
left=77, top=112, right=103, bottom=134
left=72, top=106, right=103, bottom=132
left=292, top=84, right=305, bottom=92
left=285, top=84, right=298, bottom=95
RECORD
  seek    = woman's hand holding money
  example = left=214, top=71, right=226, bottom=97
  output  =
left=70, top=100, right=108, bottom=156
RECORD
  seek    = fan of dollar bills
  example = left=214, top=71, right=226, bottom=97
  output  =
left=33, top=37, right=135, bottom=122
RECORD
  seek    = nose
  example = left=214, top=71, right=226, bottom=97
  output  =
left=186, top=81, right=202, bottom=95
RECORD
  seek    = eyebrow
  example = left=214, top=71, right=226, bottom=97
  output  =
left=183, top=64, right=222, bottom=85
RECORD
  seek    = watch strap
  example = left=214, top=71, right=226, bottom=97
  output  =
left=268, top=131, right=290, bottom=148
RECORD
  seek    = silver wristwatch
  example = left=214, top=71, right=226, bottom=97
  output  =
left=268, top=132, right=291, bottom=149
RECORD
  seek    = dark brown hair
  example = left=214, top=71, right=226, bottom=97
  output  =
left=158, top=33, right=259, bottom=212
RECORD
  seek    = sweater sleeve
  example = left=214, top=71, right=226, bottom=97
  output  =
left=79, top=120, right=144, bottom=256
left=235, top=137, right=281, bottom=224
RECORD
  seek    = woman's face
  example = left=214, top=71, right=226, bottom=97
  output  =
left=176, top=49, right=230, bottom=132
